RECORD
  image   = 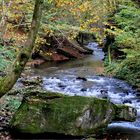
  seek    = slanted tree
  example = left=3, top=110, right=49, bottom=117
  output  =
left=0, top=0, right=44, bottom=98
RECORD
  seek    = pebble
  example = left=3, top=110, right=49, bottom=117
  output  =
left=0, top=131, right=12, bottom=140
left=81, top=88, right=87, bottom=92
left=76, top=77, right=87, bottom=81
left=123, top=100, right=132, bottom=104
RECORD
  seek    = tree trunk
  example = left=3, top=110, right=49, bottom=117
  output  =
left=0, top=0, right=44, bottom=98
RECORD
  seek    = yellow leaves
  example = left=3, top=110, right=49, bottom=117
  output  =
left=69, top=1, right=92, bottom=16
left=80, top=24, right=85, bottom=30
left=43, top=27, right=53, bottom=36
left=90, top=27, right=100, bottom=32
left=46, top=52, right=52, bottom=56
left=96, top=37, right=103, bottom=45
left=103, top=22, right=123, bottom=36
left=68, top=30, right=78, bottom=40
left=35, top=36, right=46, bottom=45
left=78, top=1, right=90, bottom=12
left=35, top=36, right=46, bottom=48
left=40, top=51, right=52, bottom=57
left=68, top=1, right=75, bottom=6
left=55, top=0, right=61, bottom=7
left=71, top=10, right=76, bottom=16
left=45, top=0, right=108, bottom=37
left=48, top=0, right=53, bottom=3
left=55, top=0, right=75, bottom=7
left=80, top=18, right=98, bottom=31
left=50, top=17, right=57, bottom=22
left=61, top=13, right=66, bottom=17
left=0, top=0, right=119, bottom=50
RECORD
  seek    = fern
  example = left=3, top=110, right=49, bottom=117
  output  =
left=0, top=45, right=16, bottom=71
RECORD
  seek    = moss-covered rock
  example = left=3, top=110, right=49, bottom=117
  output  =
left=10, top=93, right=136, bottom=137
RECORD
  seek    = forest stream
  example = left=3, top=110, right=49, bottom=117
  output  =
left=0, top=0, right=140, bottom=139
left=1, top=42, right=140, bottom=140
left=30, top=42, right=140, bottom=139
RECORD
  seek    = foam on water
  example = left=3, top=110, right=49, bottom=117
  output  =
left=87, top=77, right=105, bottom=83
left=108, top=121, right=140, bottom=131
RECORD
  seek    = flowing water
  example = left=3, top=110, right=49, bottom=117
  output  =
left=32, top=42, right=140, bottom=139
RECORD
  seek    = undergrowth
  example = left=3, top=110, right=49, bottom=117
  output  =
left=0, top=45, right=16, bottom=72
left=105, top=0, right=140, bottom=89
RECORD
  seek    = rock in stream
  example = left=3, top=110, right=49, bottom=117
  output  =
left=10, top=91, right=136, bottom=137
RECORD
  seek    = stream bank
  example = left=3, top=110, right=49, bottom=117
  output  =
left=103, top=0, right=140, bottom=93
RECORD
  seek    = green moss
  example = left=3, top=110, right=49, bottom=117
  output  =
left=104, top=0, right=140, bottom=90
left=10, top=95, right=115, bottom=136
left=0, top=45, right=17, bottom=71
left=113, top=57, right=140, bottom=88
left=113, top=104, right=136, bottom=122
left=105, top=57, right=140, bottom=89
left=10, top=92, right=136, bottom=136
left=11, top=99, right=47, bottom=133
left=14, top=62, right=22, bottom=74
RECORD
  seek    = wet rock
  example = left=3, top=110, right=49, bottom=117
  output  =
left=10, top=92, right=136, bottom=137
left=57, top=47, right=84, bottom=59
left=119, top=93, right=126, bottom=97
left=100, top=90, right=108, bottom=94
left=113, top=104, right=137, bottom=121
left=136, top=87, right=140, bottom=93
left=20, top=76, right=42, bottom=86
left=0, top=71, right=6, bottom=77
left=81, top=88, right=87, bottom=92
left=123, top=91, right=129, bottom=95
left=51, top=53, right=69, bottom=61
left=26, top=59, right=46, bottom=67
left=123, top=100, right=132, bottom=104
left=76, top=77, right=87, bottom=81
left=58, top=83, right=66, bottom=89
left=99, top=90, right=108, bottom=99
left=0, top=131, right=12, bottom=140
left=136, top=99, right=140, bottom=102
left=136, top=92, right=140, bottom=97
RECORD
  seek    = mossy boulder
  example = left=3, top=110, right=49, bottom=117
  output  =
left=10, top=92, right=136, bottom=137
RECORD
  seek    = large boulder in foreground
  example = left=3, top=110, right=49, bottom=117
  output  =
left=10, top=92, right=136, bottom=137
